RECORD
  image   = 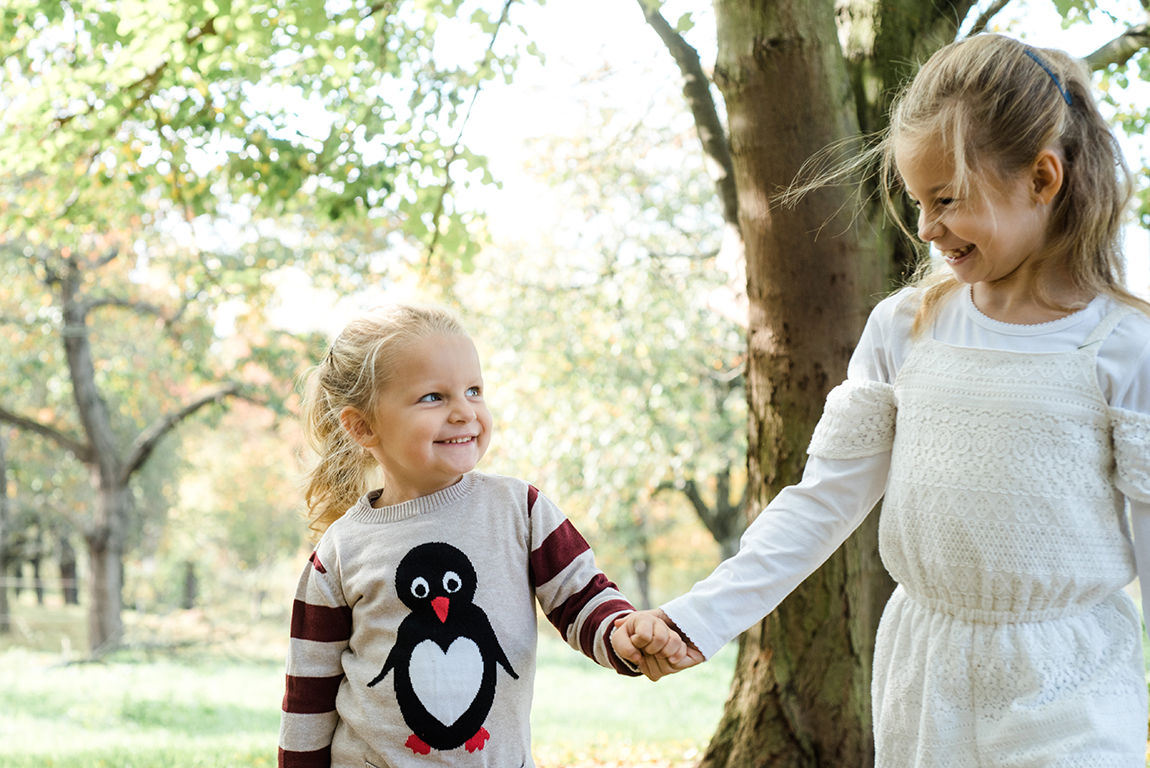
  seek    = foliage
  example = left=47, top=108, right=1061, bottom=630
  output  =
left=0, top=0, right=539, bottom=268
left=468, top=95, right=745, bottom=595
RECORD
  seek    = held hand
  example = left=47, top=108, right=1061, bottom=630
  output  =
left=611, top=610, right=705, bottom=681
left=634, top=641, right=704, bottom=681
left=611, top=609, right=671, bottom=664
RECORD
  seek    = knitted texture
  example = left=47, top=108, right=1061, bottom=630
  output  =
left=1113, top=406, right=1150, bottom=503
left=807, top=380, right=897, bottom=459
left=872, top=320, right=1146, bottom=767
left=278, top=473, right=637, bottom=768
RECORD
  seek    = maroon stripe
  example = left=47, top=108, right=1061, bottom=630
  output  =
left=527, top=485, right=539, bottom=516
left=579, top=597, right=634, bottom=660
left=545, top=572, right=624, bottom=638
left=282, top=673, right=343, bottom=714
left=290, top=600, right=352, bottom=643
left=279, top=745, right=332, bottom=768
left=308, top=551, right=326, bottom=573
left=530, top=519, right=590, bottom=587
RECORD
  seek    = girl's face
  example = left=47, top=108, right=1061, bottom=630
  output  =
left=352, top=333, right=492, bottom=507
left=896, top=144, right=1056, bottom=297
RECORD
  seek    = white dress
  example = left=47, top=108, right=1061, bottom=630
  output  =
left=663, top=287, right=1150, bottom=767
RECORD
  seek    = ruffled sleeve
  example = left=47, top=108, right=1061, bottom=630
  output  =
left=807, top=380, right=897, bottom=460
left=1112, top=406, right=1150, bottom=503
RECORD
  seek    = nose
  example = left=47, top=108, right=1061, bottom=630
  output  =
left=449, top=400, right=476, bottom=423
left=917, top=210, right=944, bottom=243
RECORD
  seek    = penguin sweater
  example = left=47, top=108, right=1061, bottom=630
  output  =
left=279, top=471, right=639, bottom=768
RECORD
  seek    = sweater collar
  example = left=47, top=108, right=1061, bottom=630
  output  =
left=346, top=472, right=479, bottom=524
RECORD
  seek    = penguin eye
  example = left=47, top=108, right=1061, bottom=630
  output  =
left=442, top=571, right=462, bottom=593
left=411, top=577, right=430, bottom=599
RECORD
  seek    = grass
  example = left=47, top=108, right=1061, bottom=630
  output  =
left=11, top=598, right=1144, bottom=767
left=0, top=601, right=735, bottom=767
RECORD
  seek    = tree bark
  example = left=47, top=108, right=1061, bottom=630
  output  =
left=0, top=249, right=248, bottom=653
left=86, top=482, right=130, bottom=651
left=698, top=1, right=1043, bottom=764
left=701, top=0, right=886, bottom=764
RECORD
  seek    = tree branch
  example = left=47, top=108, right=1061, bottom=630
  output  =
left=966, top=0, right=1013, bottom=36
left=0, top=405, right=94, bottom=462
left=425, top=0, right=515, bottom=270
left=1085, top=22, right=1150, bottom=70
left=635, top=0, right=738, bottom=233
left=81, top=296, right=169, bottom=321
left=119, top=383, right=242, bottom=482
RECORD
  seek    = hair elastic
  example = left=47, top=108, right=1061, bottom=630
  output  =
left=1024, top=49, right=1073, bottom=106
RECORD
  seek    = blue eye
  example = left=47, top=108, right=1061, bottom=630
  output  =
left=466, top=386, right=481, bottom=397
left=419, top=393, right=441, bottom=403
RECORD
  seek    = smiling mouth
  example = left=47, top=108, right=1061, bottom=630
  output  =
left=438, top=436, right=476, bottom=445
left=942, top=244, right=974, bottom=262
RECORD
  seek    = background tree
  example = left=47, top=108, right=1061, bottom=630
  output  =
left=469, top=98, right=749, bottom=604
left=0, top=0, right=540, bottom=653
left=632, top=0, right=1150, bottom=764
left=0, top=225, right=284, bottom=652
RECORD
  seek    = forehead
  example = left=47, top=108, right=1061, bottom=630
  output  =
left=391, top=334, right=481, bottom=384
left=894, top=142, right=956, bottom=195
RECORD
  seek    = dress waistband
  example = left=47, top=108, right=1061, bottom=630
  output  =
left=898, top=584, right=1099, bottom=625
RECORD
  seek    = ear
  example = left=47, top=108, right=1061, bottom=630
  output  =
left=339, top=406, right=378, bottom=448
left=1030, top=149, right=1064, bottom=205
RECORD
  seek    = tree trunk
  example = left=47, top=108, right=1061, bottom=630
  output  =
left=86, top=482, right=129, bottom=652
left=182, top=560, right=197, bottom=610
left=30, top=554, right=44, bottom=606
left=59, top=535, right=79, bottom=606
left=701, top=0, right=891, bottom=764
left=632, top=556, right=652, bottom=611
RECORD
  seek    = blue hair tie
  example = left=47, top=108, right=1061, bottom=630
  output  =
left=1024, top=49, right=1073, bottom=106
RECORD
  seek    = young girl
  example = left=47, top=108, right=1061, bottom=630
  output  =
left=278, top=304, right=683, bottom=767
left=614, top=33, right=1150, bottom=765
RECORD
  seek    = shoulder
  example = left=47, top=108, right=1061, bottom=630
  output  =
left=1100, top=300, right=1150, bottom=411
left=848, top=287, right=923, bottom=385
left=1110, top=299, right=1150, bottom=336
left=864, top=287, right=921, bottom=341
left=469, top=471, right=533, bottom=502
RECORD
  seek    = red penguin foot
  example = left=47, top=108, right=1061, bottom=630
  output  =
left=464, top=727, right=490, bottom=753
left=405, top=734, right=432, bottom=755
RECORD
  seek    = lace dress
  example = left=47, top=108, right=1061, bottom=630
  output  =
left=810, top=305, right=1149, bottom=767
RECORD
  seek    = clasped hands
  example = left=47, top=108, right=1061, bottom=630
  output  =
left=611, top=609, right=705, bottom=681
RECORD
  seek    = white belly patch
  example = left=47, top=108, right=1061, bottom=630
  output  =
left=408, top=637, right=483, bottom=726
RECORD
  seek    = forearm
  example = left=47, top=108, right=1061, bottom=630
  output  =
left=663, top=452, right=889, bottom=659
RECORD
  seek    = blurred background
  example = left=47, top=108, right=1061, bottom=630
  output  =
left=0, top=0, right=1147, bottom=765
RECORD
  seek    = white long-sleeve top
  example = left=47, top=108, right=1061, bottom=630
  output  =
left=663, top=287, right=1150, bottom=660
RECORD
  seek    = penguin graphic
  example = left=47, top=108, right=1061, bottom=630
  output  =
left=369, top=542, right=518, bottom=755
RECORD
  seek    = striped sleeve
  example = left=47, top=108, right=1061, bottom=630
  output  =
left=279, top=547, right=351, bottom=767
left=527, top=486, right=639, bottom=676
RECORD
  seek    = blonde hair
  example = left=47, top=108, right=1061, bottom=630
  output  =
left=876, top=33, right=1148, bottom=332
left=298, top=303, right=469, bottom=537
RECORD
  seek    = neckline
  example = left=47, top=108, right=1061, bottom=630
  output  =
left=348, top=472, right=478, bottom=524
left=959, top=285, right=1101, bottom=337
